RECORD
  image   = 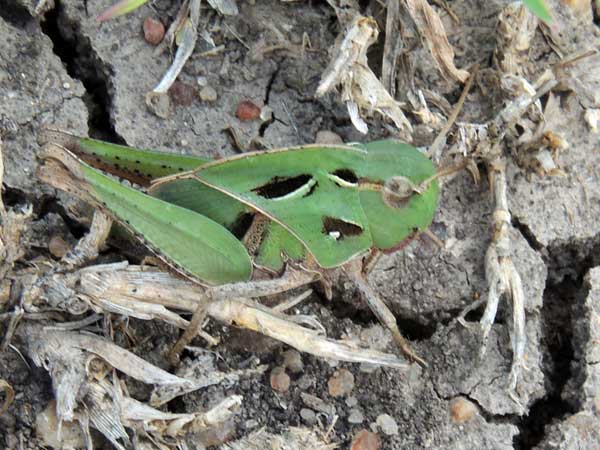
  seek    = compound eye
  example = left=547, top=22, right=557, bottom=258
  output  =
left=382, top=176, right=418, bottom=208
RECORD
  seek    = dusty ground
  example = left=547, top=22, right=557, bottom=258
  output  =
left=1, top=0, right=599, bottom=448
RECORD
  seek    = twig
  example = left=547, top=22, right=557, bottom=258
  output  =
left=0, top=135, right=4, bottom=212
left=482, top=159, right=527, bottom=396
left=430, top=0, right=460, bottom=24
left=428, top=64, right=479, bottom=162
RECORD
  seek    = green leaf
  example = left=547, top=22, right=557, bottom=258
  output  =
left=521, top=0, right=552, bottom=22
left=97, top=0, right=149, bottom=22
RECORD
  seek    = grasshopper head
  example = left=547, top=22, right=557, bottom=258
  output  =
left=354, top=140, right=440, bottom=252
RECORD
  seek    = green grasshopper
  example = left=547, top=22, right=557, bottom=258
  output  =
left=37, top=130, right=440, bottom=366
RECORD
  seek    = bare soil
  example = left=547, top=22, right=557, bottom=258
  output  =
left=1, top=0, right=599, bottom=449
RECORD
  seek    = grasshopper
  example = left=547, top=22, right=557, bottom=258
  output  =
left=37, top=130, right=440, bottom=366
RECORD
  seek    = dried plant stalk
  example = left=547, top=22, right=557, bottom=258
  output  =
left=316, top=16, right=412, bottom=137
left=401, top=0, right=469, bottom=83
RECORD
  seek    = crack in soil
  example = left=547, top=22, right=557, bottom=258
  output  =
left=39, top=1, right=125, bottom=143
left=258, top=65, right=281, bottom=137
left=512, top=215, right=544, bottom=253
left=514, top=234, right=600, bottom=449
left=0, top=0, right=33, bottom=28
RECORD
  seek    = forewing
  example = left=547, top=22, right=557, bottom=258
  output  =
left=38, top=129, right=207, bottom=185
left=189, top=146, right=372, bottom=268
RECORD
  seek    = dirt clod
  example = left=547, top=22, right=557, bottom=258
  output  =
left=270, top=366, right=290, bottom=393
left=281, top=349, right=303, bottom=373
left=449, top=396, right=478, bottom=423
left=235, top=100, right=261, bottom=121
left=315, top=130, right=343, bottom=144
left=168, top=81, right=197, bottom=107
left=350, top=429, right=381, bottom=450
left=375, top=413, right=398, bottom=435
left=328, top=368, right=355, bottom=397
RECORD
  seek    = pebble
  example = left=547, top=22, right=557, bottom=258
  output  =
left=350, top=430, right=381, bottom=450
left=48, top=235, right=69, bottom=258
left=376, top=414, right=398, bottom=435
left=327, top=368, right=355, bottom=397
left=299, top=408, right=316, bottom=425
left=315, top=130, right=343, bottom=144
left=345, top=396, right=358, bottom=407
left=449, top=397, right=478, bottom=423
left=143, top=17, right=165, bottom=45
left=235, top=100, right=261, bottom=121
left=281, top=349, right=303, bottom=373
left=300, top=393, right=335, bottom=416
left=260, top=105, right=274, bottom=122
left=348, top=408, right=364, bottom=424
left=199, top=86, right=217, bottom=103
left=196, top=75, right=208, bottom=87
left=269, top=366, right=290, bottom=393
left=296, top=374, right=314, bottom=390
left=244, top=419, right=259, bottom=429
left=62, top=82, right=70, bottom=90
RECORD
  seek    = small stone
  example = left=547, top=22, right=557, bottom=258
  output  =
left=282, top=349, right=303, bottom=373
left=196, top=75, right=208, bottom=87
left=449, top=397, right=478, bottom=423
left=199, top=86, right=217, bottom=103
left=270, top=366, right=290, bottom=393
left=315, top=130, right=343, bottom=145
left=260, top=105, right=274, bottom=122
left=48, top=235, right=69, bottom=258
left=327, top=368, right=355, bottom=397
left=235, top=100, right=261, bottom=121
left=345, top=396, right=358, bottom=407
left=62, top=82, right=70, bottom=90
left=168, top=81, right=197, bottom=107
left=299, top=408, right=316, bottom=425
left=244, top=419, right=259, bottom=429
left=300, top=393, right=335, bottom=416
left=348, top=408, right=364, bottom=424
left=143, top=17, right=165, bottom=45
left=350, top=430, right=381, bottom=450
left=297, top=374, right=315, bottom=390
left=376, top=414, right=398, bottom=435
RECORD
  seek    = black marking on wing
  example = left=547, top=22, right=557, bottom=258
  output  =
left=302, top=181, right=319, bottom=198
left=229, top=212, right=255, bottom=239
left=331, top=168, right=358, bottom=184
left=252, top=174, right=312, bottom=199
left=322, top=217, right=363, bottom=240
